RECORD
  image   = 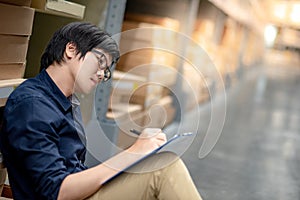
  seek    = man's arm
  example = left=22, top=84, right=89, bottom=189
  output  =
left=58, top=128, right=166, bottom=200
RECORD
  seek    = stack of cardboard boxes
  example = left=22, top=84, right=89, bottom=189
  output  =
left=0, top=0, right=34, bottom=107
left=0, top=0, right=34, bottom=195
left=106, top=102, right=144, bottom=149
left=109, top=14, right=180, bottom=148
left=0, top=0, right=34, bottom=80
left=115, top=15, right=180, bottom=109
left=184, top=40, right=214, bottom=110
left=192, top=18, right=228, bottom=83
left=116, top=13, right=180, bottom=110
left=192, top=16, right=245, bottom=90
left=107, top=70, right=146, bottom=149
left=108, top=70, right=176, bottom=149
left=181, top=61, right=210, bottom=111
left=218, top=19, right=243, bottom=85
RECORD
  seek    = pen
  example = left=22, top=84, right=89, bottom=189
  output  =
left=130, top=129, right=141, bottom=135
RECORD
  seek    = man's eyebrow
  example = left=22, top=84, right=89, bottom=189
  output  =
left=91, top=49, right=103, bottom=55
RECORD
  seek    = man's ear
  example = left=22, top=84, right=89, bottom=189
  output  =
left=65, top=42, right=77, bottom=59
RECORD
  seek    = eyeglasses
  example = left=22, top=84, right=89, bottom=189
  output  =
left=91, top=49, right=115, bottom=82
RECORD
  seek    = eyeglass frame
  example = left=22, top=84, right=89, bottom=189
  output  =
left=91, top=49, right=116, bottom=82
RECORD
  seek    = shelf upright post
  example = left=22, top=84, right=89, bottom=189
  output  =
left=173, top=0, right=200, bottom=122
left=96, top=0, right=127, bottom=131
left=85, top=0, right=127, bottom=167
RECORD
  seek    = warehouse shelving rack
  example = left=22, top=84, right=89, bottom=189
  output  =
left=0, top=0, right=253, bottom=167
left=86, top=0, right=203, bottom=167
left=121, top=0, right=202, bottom=126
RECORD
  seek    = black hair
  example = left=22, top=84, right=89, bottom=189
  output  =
left=40, top=22, right=120, bottom=69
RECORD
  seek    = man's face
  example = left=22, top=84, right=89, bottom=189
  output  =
left=74, top=49, right=113, bottom=94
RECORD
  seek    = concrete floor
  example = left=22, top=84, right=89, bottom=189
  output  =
left=181, top=65, right=300, bottom=200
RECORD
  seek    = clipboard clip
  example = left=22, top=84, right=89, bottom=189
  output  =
left=170, top=132, right=194, bottom=141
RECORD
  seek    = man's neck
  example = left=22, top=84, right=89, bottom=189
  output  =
left=46, top=63, right=75, bottom=97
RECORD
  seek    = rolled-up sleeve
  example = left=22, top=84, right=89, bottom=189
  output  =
left=5, top=97, right=70, bottom=199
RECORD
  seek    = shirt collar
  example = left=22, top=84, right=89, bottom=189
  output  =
left=68, top=94, right=80, bottom=108
left=38, top=69, right=72, bottom=112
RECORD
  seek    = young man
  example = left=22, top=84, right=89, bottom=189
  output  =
left=0, top=22, right=202, bottom=200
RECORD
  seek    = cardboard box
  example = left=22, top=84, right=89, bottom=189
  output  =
left=117, top=47, right=178, bottom=88
left=111, top=70, right=169, bottom=109
left=106, top=103, right=144, bottom=149
left=124, top=13, right=180, bottom=31
left=0, top=35, right=29, bottom=63
left=182, top=62, right=208, bottom=110
left=0, top=0, right=31, bottom=6
left=122, top=21, right=179, bottom=43
left=118, top=47, right=177, bottom=69
left=143, top=95, right=176, bottom=128
left=193, top=19, right=215, bottom=42
left=127, top=85, right=164, bottom=108
left=110, top=70, right=145, bottom=104
left=0, top=152, right=6, bottom=195
left=119, top=36, right=177, bottom=54
left=0, top=63, right=26, bottom=80
left=31, top=0, right=85, bottom=19
left=112, top=90, right=162, bottom=110
left=0, top=98, right=7, bottom=107
left=0, top=3, right=34, bottom=35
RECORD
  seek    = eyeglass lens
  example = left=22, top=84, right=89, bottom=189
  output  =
left=92, top=49, right=113, bottom=82
left=103, top=68, right=111, bottom=82
left=99, top=54, right=108, bottom=69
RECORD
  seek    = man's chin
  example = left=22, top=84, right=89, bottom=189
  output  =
left=82, top=87, right=94, bottom=94
left=74, top=86, right=94, bottom=95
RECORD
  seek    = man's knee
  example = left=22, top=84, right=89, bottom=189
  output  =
left=126, top=152, right=181, bottom=174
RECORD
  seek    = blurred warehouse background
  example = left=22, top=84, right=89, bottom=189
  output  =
left=0, top=0, right=300, bottom=199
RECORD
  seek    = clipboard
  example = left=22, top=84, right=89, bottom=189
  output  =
left=102, top=132, right=194, bottom=185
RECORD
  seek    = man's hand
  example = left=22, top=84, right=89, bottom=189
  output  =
left=127, top=128, right=167, bottom=155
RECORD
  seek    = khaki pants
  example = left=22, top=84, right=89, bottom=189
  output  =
left=87, top=152, right=202, bottom=200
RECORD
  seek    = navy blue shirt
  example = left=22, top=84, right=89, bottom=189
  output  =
left=0, top=69, right=87, bottom=200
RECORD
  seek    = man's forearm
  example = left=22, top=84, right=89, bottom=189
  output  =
left=57, top=149, right=144, bottom=200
